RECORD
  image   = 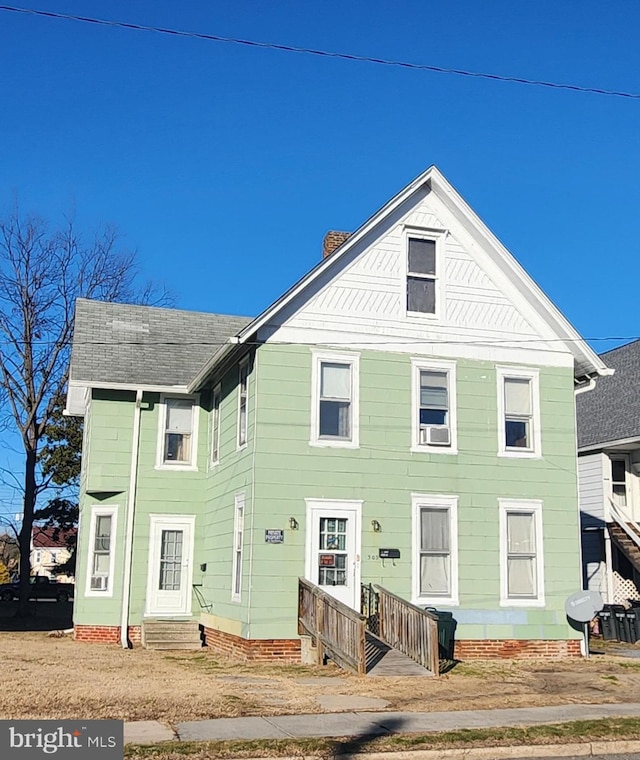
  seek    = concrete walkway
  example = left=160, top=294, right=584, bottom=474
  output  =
left=124, top=702, right=640, bottom=745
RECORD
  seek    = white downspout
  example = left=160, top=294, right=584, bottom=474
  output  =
left=120, top=390, right=143, bottom=649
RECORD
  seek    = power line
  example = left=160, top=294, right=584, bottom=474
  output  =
left=1, top=5, right=639, bottom=100
left=0, top=335, right=639, bottom=347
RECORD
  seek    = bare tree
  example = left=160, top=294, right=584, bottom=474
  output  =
left=0, top=209, right=165, bottom=614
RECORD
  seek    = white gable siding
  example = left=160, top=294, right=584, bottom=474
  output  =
left=578, top=452, right=606, bottom=527
left=259, top=188, right=573, bottom=368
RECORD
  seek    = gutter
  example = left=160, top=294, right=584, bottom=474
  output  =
left=120, top=389, right=143, bottom=649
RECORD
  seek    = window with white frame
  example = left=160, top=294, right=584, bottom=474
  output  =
left=34, top=550, right=41, bottom=564
left=497, top=367, right=541, bottom=457
left=499, top=499, right=544, bottom=606
left=231, top=493, right=244, bottom=601
left=211, top=384, right=221, bottom=465
left=162, top=397, right=196, bottom=465
left=407, top=235, right=438, bottom=315
left=49, top=551, right=58, bottom=564
left=237, top=361, right=249, bottom=448
left=610, top=455, right=630, bottom=509
left=412, top=494, right=458, bottom=605
left=86, top=506, right=117, bottom=596
left=412, top=359, right=457, bottom=451
left=311, top=351, right=360, bottom=447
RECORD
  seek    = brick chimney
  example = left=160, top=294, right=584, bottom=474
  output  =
left=322, top=231, right=351, bottom=259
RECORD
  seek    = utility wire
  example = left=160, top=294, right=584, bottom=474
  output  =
left=1, top=5, right=639, bottom=100
left=4, top=335, right=639, bottom=347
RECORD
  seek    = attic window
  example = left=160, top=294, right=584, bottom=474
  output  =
left=407, top=236, right=437, bottom=314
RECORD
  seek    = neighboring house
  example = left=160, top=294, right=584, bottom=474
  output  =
left=66, top=166, right=609, bottom=660
left=577, top=340, right=640, bottom=605
left=31, top=527, right=76, bottom=582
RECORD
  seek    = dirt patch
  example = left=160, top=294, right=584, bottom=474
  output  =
left=2, top=632, right=640, bottom=722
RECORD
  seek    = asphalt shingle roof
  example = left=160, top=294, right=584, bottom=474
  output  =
left=70, top=299, right=252, bottom=388
left=576, top=340, right=640, bottom=449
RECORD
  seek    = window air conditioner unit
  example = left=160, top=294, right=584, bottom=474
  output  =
left=90, top=576, right=108, bottom=591
left=420, top=425, right=451, bottom=446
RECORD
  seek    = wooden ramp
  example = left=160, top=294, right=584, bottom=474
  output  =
left=365, top=631, right=433, bottom=677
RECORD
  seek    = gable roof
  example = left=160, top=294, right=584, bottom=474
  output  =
left=70, top=299, right=251, bottom=390
left=32, top=527, right=77, bottom=549
left=576, top=340, right=640, bottom=450
left=189, top=165, right=609, bottom=391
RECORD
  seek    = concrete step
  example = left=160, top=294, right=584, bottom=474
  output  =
left=143, top=632, right=202, bottom=643
left=142, top=620, right=202, bottom=650
left=143, top=623, right=200, bottom=633
left=145, top=641, right=203, bottom=651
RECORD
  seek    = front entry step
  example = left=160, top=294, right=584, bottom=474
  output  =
left=142, top=620, right=202, bottom=650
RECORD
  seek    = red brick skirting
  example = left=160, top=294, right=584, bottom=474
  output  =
left=454, top=638, right=582, bottom=659
left=202, top=626, right=301, bottom=663
left=74, top=625, right=141, bottom=645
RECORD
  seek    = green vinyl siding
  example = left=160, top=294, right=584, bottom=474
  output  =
left=75, top=343, right=581, bottom=647
left=74, top=388, right=209, bottom=628
left=247, top=343, right=580, bottom=642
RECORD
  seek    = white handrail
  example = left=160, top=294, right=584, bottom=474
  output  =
left=608, top=496, right=640, bottom=550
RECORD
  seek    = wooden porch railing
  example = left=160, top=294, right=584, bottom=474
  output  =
left=298, top=578, right=367, bottom=674
left=375, top=585, right=439, bottom=675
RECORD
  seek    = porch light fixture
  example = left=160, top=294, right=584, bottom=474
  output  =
left=289, top=517, right=299, bottom=530
left=371, top=519, right=382, bottom=532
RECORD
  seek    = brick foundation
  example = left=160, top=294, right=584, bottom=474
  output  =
left=454, top=638, right=582, bottom=659
left=202, top=626, right=302, bottom=663
left=74, top=625, right=142, bottom=645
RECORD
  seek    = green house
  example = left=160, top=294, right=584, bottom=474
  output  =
left=66, top=166, right=609, bottom=661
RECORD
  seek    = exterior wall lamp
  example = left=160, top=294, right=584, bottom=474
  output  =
left=289, top=517, right=299, bottom=530
left=371, top=519, right=382, bottom=532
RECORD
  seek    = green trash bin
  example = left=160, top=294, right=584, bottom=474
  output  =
left=425, top=608, right=457, bottom=660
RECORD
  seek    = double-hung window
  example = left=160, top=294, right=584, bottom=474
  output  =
left=499, top=499, right=544, bottom=606
left=231, top=493, right=244, bottom=601
left=86, top=506, right=117, bottom=597
left=406, top=234, right=440, bottom=315
left=237, top=361, right=249, bottom=449
left=497, top=367, right=541, bottom=457
left=311, top=351, right=359, bottom=448
left=412, top=494, right=458, bottom=605
left=157, top=395, right=199, bottom=470
left=412, top=359, right=457, bottom=452
left=211, top=384, right=221, bottom=466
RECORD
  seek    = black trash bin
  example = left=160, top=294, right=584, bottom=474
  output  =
left=614, top=605, right=631, bottom=642
left=625, top=608, right=640, bottom=643
left=599, top=604, right=624, bottom=641
left=425, top=608, right=457, bottom=660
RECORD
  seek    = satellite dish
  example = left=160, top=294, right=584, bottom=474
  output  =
left=565, top=590, right=604, bottom=623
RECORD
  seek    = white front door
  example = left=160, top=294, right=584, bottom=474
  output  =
left=146, top=515, right=195, bottom=616
left=305, top=500, right=361, bottom=610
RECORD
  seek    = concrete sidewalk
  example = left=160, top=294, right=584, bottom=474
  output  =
left=124, top=702, right=640, bottom=745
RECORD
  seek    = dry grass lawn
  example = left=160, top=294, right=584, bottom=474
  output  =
left=3, top=632, right=640, bottom=723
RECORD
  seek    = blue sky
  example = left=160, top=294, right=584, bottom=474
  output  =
left=1, top=0, right=638, bottom=347
left=0, top=0, right=638, bottom=519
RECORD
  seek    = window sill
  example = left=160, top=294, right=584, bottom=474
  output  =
left=500, top=598, right=545, bottom=608
left=154, top=463, right=199, bottom=472
left=498, top=450, right=542, bottom=460
left=310, top=439, right=359, bottom=450
left=413, top=596, right=459, bottom=608
left=411, top=445, right=458, bottom=456
left=231, top=595, right=241, bottom=604
left=236, top=443, right=248, bottom=453
left=84, top=590, right=114, bottom=599
left=406, top=311, right=440, bottom=321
